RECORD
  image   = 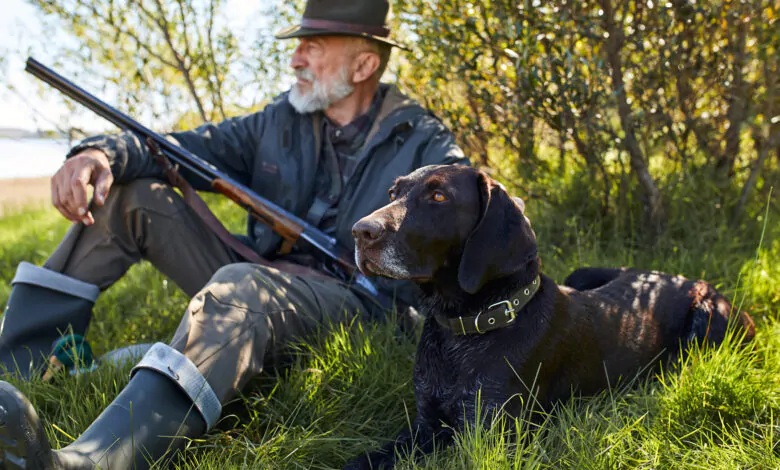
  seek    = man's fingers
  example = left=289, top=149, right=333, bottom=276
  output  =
left=51, top=173, right=68, bottom=219
left=81, top=211, right=95, bottom=226
left=51, top=151, right=111, bottom=224
left=69, top=166, right=92, bottom=222
left=93, top=169, right=114, bottom=206
left=51, top=161, right=76, bottom=221
left=55, top=170, right=81, bottom=222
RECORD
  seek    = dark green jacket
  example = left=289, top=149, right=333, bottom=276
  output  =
left=69, top=84, right=470, bottom=305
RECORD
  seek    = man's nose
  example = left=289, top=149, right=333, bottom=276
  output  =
left=352, top=218, right=387, bottom=245
left=290, top=47, right=306, bottom=69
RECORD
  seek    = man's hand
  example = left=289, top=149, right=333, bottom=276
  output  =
left=51, top=148, right=114, bottom=225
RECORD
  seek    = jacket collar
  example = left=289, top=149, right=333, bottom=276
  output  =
left=310, top=84, right=423, bottom=170
left=364, top=84, right=420, bottom=143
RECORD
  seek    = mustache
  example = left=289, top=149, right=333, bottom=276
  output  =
left=295, top=68, right=316, bottom=82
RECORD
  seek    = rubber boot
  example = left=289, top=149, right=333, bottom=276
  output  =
left=0, top=343, right=222, bottom=469
left=0, top=263, right=99, bottom=379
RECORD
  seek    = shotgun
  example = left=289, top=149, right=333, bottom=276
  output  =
left=25, top=57, right=386, bottom=303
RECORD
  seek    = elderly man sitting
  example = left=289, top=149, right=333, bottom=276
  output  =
left=0, top=0, right=468, bottom=468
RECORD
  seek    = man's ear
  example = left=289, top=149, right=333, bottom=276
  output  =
left=457, top=172, right=537, bottom=295
left=352, top=51, right=380, bottom=84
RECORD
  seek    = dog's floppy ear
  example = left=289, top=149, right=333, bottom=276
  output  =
left=512, top=196, right=526, bottom=213
left=457, top=172, right=537, bottom=294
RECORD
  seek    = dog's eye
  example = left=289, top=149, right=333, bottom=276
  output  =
left=432, top=191, right=447, bottom=203
left=389, top=189, right=398, bottom=201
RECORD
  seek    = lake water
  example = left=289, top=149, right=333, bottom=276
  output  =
left=0, top=138, right=72, bottom=179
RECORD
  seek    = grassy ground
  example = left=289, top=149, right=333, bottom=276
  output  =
left=0, top=184, right=778, bottom=469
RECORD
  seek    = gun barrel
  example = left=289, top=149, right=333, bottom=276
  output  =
left=25, top=58, right=216, bottom=183
left=24, top=58, right=370, bottom=285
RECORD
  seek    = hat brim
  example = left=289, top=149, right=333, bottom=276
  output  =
left=275, top=25, right=410, bottom=52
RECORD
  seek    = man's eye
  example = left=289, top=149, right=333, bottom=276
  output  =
left=389, top=189, right=398, bottom=201
left=308, top=44, right=323, bottom=56
left=432, top=191, right=447, bottom=203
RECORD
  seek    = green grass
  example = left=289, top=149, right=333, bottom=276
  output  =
left=0, top=183, right=778, bottom=469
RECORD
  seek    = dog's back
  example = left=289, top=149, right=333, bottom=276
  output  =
left=564, top=267, right=755, bottom=349
left=535, top=268, right=755, bottom=401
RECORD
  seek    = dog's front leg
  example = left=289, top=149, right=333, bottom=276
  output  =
left=343, top=416, right=454, bottom=470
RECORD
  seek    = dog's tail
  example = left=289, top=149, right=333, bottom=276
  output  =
left=683, top=281, right=756, bottom=346
left=563, top=267, right=624, bottom=291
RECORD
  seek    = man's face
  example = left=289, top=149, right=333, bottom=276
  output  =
left=288, top=36, right=357, bottom=113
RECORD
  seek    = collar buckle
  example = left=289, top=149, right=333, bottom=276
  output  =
left=473, top=300, right=516, bottom=334
left=487, top=300, right=516, bottom=322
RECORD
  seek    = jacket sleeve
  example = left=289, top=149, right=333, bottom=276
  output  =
left=66, top=111, right=265, bottom=191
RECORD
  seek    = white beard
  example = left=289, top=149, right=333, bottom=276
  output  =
left=288, top=66, right=354, bottom=114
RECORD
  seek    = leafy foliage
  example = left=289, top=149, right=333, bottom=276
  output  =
left=393, top=0, right=779, bottom=230
left=26, top=0, right=269, bottom=128
left=21, top=0, right=779, bottom=229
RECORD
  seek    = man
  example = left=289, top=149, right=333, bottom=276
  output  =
left=0, top=0, right=469, bottom=468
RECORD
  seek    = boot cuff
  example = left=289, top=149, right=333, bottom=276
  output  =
left=131, top=343, right=222, bottom=430
left=12, top=262, right=100, bottom=302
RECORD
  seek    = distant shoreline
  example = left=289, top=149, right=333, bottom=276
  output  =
left=0, top=128, right=70, bottom=140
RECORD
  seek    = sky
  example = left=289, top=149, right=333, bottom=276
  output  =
left=0, top=0, right=276, bottom=133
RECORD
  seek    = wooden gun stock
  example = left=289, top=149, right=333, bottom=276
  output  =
left=211, top=179, right=304, bottom=254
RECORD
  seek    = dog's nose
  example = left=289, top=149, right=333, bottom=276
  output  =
left=352, top=218, right=386, bottom=244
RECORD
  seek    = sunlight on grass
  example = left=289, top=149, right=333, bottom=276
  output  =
left=0, top=182, right=778, bottom=469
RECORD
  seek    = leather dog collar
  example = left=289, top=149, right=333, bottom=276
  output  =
left=434, top=275, right=541, bottom=335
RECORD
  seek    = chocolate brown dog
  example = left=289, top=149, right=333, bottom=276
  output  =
left=346, top=164, right=755, bottom=469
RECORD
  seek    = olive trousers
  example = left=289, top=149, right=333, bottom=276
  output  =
left=45, top=178, right=372, bottom=403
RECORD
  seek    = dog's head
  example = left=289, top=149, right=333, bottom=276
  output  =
left=352, top=165, right=537, bottom=294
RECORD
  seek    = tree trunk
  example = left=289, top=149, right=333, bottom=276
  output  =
left=715, top=12, right=749, bottom=181
left=732, top=59, right=778, bottom=224
left=558, top=129, right=567, bottom=177
left=600, top=0, right=664, bottom=232
left=732, top=132, right=777, bottom=225
left=571, top=128, right=610, bottom=216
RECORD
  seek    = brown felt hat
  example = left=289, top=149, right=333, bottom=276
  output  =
left=275, top=0, right=409, bottom=51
